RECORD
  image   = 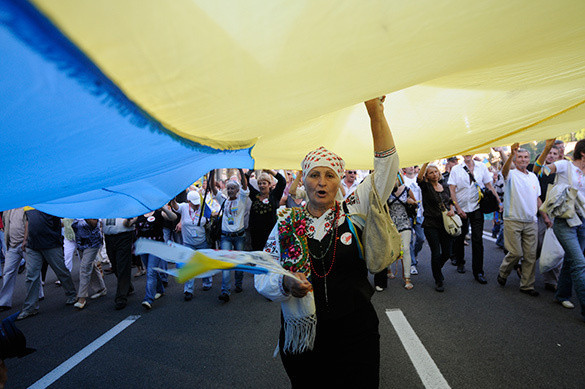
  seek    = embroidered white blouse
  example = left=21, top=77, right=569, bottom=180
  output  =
left=254, top=150, right=399, bottom=302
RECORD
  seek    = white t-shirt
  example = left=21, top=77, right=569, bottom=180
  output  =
left=554, top=160, right=585, bottom=196
left=215, top=187, right=250, bottom=233
left=503, top=169, right=541, bottom=222
left=448, top=161, right=493, bottom=213
left=341, top=180, right=359, bottom=199
left=403, top=175, right=423, bottom=218
left=176, top=203, right=207, bottom=246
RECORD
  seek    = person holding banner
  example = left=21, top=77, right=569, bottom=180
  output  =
left=417, top=163, right=456, bottom=292
left=247, top=169, right=286, bottom=251
left=255, top=96, right=398, bottom=388
left=209, top=170, right=249, bottom=302
left=541, top=139, right=585, bottom=320
left=171, top=191, right=213, bottom=301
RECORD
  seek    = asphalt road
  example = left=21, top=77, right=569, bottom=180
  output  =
left=4, top=228, right=585, bottom=388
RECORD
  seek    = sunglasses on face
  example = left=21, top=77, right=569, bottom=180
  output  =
left=347, top=171, right=357, bottom=174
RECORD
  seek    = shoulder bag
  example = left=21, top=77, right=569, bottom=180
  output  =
left=206, top=198, right=226, bottom=246
left=463, top=165, right=499, bottom=214
left=430, top=181, right=462, bottom=237
left=348, top=174, right=402, bottom=274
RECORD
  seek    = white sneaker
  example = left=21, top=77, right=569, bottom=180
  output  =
left=375, top=286, right=384, bottom=292
left=410, top=265, right=418, bottom=275
left=141, top=301, right=152, bottom=309
left=154, top=293, right=163, bottom=300
left=74, top=300, right=86, bottom=309
left=90, top=289, right=107, bottom=299
left=562, top=300, right=575, bottom=309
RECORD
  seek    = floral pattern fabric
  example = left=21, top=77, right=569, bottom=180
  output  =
left=388, top=188, right=412, bottom=232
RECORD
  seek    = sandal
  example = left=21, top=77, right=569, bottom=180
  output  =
left=404, top=278, right=414, bottom=290
left=387, top=270, right=396, bottom=279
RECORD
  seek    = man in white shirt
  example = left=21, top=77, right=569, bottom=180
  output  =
left=341, top=170, right=359, bottom=199
left=449, top=155, right=501, bottom=284
left=497, top=144, right=543, bottom=296
left=403, top=166, right=425, bottom=275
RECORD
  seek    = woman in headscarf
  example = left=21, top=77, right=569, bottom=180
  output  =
left=255, top=97, right=398, bottom=388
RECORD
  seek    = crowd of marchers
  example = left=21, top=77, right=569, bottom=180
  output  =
left=1, top=138, right=584, bottom=324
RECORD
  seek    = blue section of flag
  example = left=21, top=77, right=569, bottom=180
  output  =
left=0, top=0, right=254, bottom=217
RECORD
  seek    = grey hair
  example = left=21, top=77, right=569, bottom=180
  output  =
left=226, top=180, right=240, bottom=189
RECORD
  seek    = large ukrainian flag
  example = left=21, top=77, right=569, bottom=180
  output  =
left=2, top=0, right=585, bottom=217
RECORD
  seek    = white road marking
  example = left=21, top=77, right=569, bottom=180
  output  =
left=482, top=231, right=497, bottom=242
left=29, top=315, right=140, bottom=389
left=386, top=309, right=451, bottom=389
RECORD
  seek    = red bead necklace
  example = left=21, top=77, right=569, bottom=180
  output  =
left=309, top=203, right=339, bottom=278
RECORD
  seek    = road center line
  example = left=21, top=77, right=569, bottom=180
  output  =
left=386, top=309, right=451, bottom=389
left=29, top=315, right=140, bottom=389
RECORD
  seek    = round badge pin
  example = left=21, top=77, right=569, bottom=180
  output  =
left=340, top=232, right=352, bottom=245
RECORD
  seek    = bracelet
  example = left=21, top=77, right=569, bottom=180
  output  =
left=374, top=147, right=396, bottom=158
left=534, top=161, right=543, bottom=168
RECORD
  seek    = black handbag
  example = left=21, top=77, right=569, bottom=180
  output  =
left=463, top=165, right=499, bottom=214
left=205, top=199, right=225, bottom=245
left=479, top=188, right=499, bottom=214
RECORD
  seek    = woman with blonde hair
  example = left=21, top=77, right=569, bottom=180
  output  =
left=247, top=169, right=286, bottom=251
left=417, top=162, right=456, bottom=292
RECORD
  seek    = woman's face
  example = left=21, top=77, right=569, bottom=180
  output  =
left=425, top=166, right=441, bottom=182
left=226, top=183, right=239, bottom=199
left=258, top=179, right=271, bottom=195
left=304, top=167, right=340, bottom=209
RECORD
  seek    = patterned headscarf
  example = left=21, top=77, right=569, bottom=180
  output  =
left=301, top=146, right=345, bottom=182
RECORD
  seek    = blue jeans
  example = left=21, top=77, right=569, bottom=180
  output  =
left=181, top=241, right=213, bottom=294
left=0, top=246, right=25, bottom=307
left=553, top=218, right=585, bottom=319
left=220, top=233, right=245, bottom=294
left=410, top=217, right=425, bottom=266
left=496, top=223, right=505, bottom=249
left=161, top=227, right=182, bottom=283
left=142, top=254, right=165, bottom=304
left=163, top=227, right=182, bottom=244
